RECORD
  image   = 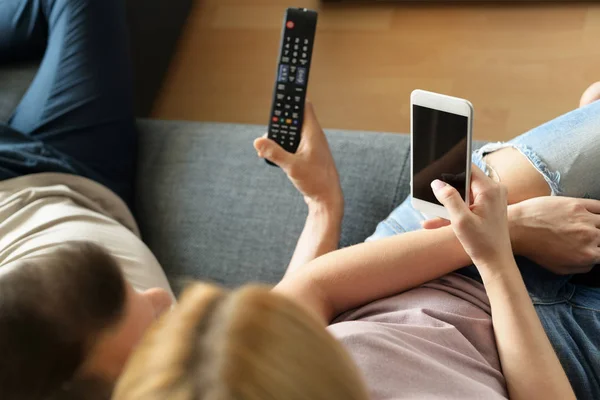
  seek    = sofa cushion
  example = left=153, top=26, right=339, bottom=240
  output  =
left=135, top=121, right=411, bottom=290
left=0, top=63, right=38, bottom=123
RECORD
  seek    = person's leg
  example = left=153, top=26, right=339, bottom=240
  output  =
left=366, top=139, right=551, bottom=242
left=0, top=0, right=136, bottom=206
left=474, top=100, right=600, bottom=202
left=479, top=101, right=600, bottom=397
left=0, top=1, right=75, bottom=183
left=477, top=82, right=600, bottom=204
left=0, top=0, right=48, bottom=62
left=368, top=100, right=600, bottom=395
left=369, top=98, right=600, bottom=243
left=580, top=81, right=600, bottom=108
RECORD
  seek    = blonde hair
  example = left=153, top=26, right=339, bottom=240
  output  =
left=113, top=283, right=370, bottom=400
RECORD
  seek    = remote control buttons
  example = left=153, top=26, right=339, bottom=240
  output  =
left=271, top=16, right=316, bottom=153
left=296, top=67, right=307, bottom=85
left=278, top=65, right=289, bottom=82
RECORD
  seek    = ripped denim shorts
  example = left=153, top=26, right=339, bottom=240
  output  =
left=366, top=100, right=600, bottom=399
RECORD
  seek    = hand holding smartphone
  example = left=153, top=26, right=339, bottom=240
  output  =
left=410, top=90, right=474, bottom=220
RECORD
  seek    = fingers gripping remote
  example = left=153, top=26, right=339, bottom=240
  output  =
left=266, top=8, right=318, bottom=165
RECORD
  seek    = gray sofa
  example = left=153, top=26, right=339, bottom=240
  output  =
left=0, top=63, right=415, bottom=292
left=4, top=63, right=598, bottom=290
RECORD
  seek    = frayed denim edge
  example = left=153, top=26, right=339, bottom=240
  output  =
left=474, top=142, right=563, bottom=196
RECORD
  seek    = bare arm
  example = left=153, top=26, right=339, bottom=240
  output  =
left=479, top=260, right=575, bottom=400
left=254, top=102, right=344, bottom=277
left=275, top=225, right=469, bottom=323
left=432, top=167, right=575, bottom=400
left=284, top=201, right=343, bottom=277
left=277, top=165, right=576, bottom=398
left=427, top=196, right=600, bottom=275
left=279, top=193, right=600, bottom=324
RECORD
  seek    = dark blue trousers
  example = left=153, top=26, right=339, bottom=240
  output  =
left=0, top=0, right=136, bottom=206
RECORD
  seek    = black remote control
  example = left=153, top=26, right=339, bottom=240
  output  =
left=266, top=8, right=318, bottom=165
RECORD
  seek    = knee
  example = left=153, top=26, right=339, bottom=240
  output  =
left=580, top=82, right=600, bottom=108
left=483, top=147, right=553, bottom=203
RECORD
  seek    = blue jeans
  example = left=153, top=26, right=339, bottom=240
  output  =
left=368, top=100, right=600, bottom=399
left=0, top=0, right=136, bottom=207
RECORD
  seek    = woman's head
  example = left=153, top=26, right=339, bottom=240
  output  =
left=0, top=242, right=172, bottom=399
left=114, top=283, right=370, bottom=400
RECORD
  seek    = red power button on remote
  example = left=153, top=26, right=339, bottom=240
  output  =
left=286, top=21, right=295, bottom=29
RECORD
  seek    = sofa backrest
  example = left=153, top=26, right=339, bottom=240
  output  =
left=134, top=121, right=413, bottom=291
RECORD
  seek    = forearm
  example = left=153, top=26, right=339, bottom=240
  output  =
left=284, top=201, right=343, bottom=277
left=278, top=199, right=537, bottom=324
left=276, top=226, right=470, bottom=323
left=479, top=262, right=575, bottom=400
left=507, top=204, right=527, bottom=256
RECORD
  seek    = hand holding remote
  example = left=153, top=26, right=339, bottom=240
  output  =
left=255, top=102, right=342, bottom=211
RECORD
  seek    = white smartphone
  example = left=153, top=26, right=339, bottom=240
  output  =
left=410, top=89, right=473, bottom=220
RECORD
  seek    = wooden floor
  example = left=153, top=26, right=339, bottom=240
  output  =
left=153, top=0, right=600, bottom=142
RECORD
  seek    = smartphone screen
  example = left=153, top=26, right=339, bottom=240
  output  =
left=412, top=104, right=469, bottom=206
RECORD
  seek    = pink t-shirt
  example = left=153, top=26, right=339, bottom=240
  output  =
left=328, top=273, right=507, bottom=399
